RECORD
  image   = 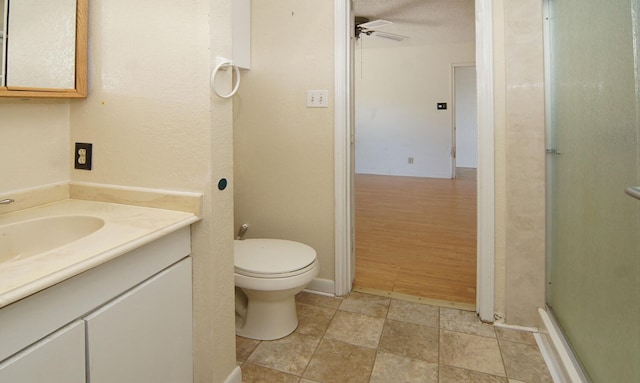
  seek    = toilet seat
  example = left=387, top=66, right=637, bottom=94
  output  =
left=234, top=239, right=317, bottom=278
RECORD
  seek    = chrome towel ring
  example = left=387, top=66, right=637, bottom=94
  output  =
left=211, top=56, right=240, bottom=99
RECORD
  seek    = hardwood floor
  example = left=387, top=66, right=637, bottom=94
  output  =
left=354, top=171, right=477, bottom=307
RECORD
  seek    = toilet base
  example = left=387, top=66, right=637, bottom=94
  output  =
left=235, top=287, right=301, bottom=340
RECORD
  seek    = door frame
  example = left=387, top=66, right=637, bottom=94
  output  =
left=333, top=0, right=496, bottom=322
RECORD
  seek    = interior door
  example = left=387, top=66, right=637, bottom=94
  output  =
left=546, top=0, right=640, bottom=381
left=453, top=65, right=478, bottom=178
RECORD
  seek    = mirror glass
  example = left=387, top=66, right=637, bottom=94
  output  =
left=5, top=0, right=77, bottom=90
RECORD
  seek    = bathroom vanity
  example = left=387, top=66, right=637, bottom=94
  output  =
left=0, top=199, right=199, bottom=382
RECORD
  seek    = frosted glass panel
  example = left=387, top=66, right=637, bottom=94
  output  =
left=547, top=0, right=640, bottom=382
left=6, top=0, right=76, bottom=89
left=0, top=0, right=6, bottom=87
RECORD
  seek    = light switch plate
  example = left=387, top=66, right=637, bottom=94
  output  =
left=307, top=90, right=329, bottom=108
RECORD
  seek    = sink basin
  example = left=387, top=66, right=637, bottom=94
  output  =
left=0, top=216, right=105, bottom=264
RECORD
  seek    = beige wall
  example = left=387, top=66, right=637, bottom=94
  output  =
left=0, top=101, right=70, bottom=192
left=70, top=1, right=236, bottom=381
left=2, top=1, right=237, bottom=382
left=493, top=0, right=547, bottom=326
left=234, top=0, right=336, bottom=282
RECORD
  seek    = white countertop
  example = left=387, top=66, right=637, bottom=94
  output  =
left=0, top=199, right=199, bottom=308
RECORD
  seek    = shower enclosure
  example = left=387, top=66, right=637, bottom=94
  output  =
left=545, top=0, right=640, bottom=381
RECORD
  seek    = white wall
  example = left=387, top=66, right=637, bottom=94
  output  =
left=355, top=42, right=475, bottom=178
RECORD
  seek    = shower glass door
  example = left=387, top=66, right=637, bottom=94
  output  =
left=546, top=0, right=640, bottom=381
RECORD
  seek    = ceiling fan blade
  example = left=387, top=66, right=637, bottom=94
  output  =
left=371, top=31, right=408, bottom=41
left=359, top=19, right=393, bottom=29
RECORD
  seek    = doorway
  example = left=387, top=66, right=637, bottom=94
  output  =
left=349, top=2, right=478, bottom=307
left=334, top=0, right=495, bottom=321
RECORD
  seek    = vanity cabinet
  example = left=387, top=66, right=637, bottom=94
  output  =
left=86, top=258, right=192, bottom=383
left=0, top=227, right=193, bottom=382
left=0, top=321, right=85, bottom=383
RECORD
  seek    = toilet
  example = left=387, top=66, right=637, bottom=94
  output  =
left=234, top=238, right=319, bottom=340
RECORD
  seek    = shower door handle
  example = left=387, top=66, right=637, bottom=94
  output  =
left=626, top=186, right=640, bottom=200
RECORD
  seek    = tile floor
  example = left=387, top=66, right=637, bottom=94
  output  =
left=236, top=292, right=554, bottom=383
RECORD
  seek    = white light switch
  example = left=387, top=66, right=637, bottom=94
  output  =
left=307, top=90, right=329, bottom=108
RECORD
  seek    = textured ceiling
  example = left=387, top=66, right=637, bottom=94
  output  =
left=352, top=0, right=475, bottom=47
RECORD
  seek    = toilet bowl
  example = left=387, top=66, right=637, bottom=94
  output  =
left=234, top=238, right=319, bottom=340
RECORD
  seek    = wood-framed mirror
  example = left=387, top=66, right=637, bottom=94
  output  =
left=0, top=0, right=87, bottom=98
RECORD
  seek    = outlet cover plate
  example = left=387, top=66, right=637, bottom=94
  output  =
left=75, top=142, right=92, bottom=170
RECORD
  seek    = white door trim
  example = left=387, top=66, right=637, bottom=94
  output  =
left=474, top=0, right=495, bottom=322
left=334, top=0, right=495, bottom=323
left=334, top=0, right=353, bottom=296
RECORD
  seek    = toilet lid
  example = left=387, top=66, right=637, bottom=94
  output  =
left=234, top=239, right=317, bottom=275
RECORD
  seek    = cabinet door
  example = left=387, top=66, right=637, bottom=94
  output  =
left=85, top=258, right=193, bottom=383
left=0, top=320, right=85, bottom=383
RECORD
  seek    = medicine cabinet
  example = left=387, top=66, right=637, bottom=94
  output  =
left=0, top=0, right=87, bottom=98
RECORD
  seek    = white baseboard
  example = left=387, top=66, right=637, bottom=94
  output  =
left=224, top=365, right=242, bottom=383
left=494, top=321, right=538, bottom=333
left=537, top=308, right=589, bottom=383
left=305, top=278, right=335, bottom=296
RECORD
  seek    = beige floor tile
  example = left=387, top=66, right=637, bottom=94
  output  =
left=296, top=291, right=342, bottom=309
left=439, top=365, right=508, bottom=383
left=440, top=330, right=506, bottom=377
left=296, top=303, right=336, bottom=337
left=499, top=340, right=553, bottom=383
left=246, top=332, right=320, bottom=375
left=370, top=351, right=438, bottom=383
left=387, top=299, right=439, bottom=327
left=338, top=291, right=390, bottom=318
left=232, top=291, right=551, bottom=383
left=303, top=339, right=376, bottom=383
left=495, top=327, right=537, bottom=345
left=240, top=363, right=300, bottom=383
left=379, top=319, right=439, bottom=362
left=325, top=310, right=385, bottom=349
left=236, top=336, right=261, bottom=362
left=440, top=307, right=496, bottom=338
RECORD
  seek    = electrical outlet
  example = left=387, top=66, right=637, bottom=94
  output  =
left=75, top=143, right=92, bottom=170
left=408, top=157, right=414, bottom=164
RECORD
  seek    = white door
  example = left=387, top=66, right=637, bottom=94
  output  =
left=453, top=65, right=478, bottom=175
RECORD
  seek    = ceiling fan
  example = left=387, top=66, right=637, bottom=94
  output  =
left=355, top=16, right=409, bottom=42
